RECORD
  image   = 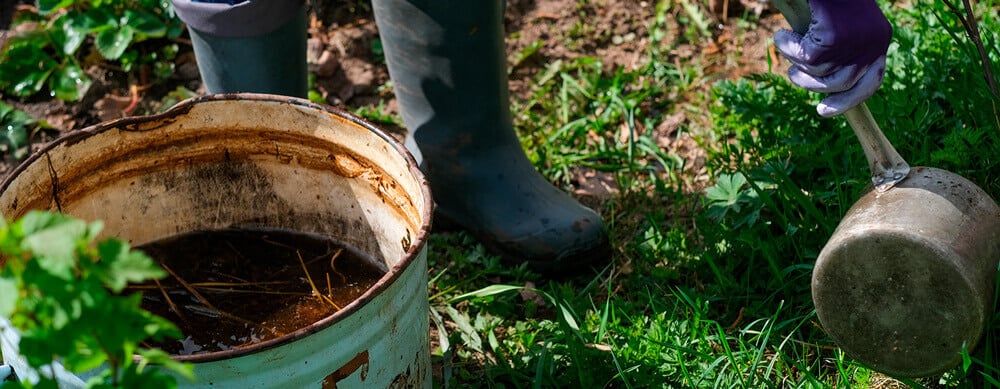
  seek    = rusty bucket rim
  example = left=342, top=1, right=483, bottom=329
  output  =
left=0, top=93, right=435, bottom=364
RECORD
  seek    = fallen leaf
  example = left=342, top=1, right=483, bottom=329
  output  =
left=573, top=169, right=619, bottom=198
left=655, top=112, right=686, bottom=148
left=313, top=50, right=340, bottom=78
left=94, top=93, right=133, bottom=122
left=518, top=281, right=545, bottom=307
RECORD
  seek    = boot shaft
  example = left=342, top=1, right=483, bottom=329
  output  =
left=373, top=1, right=518, bottom=156
left=173, top=0, right=308, bottom=98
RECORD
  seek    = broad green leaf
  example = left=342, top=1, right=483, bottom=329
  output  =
left=96, top=239, right=165, bottom=292
left=4, top=106, right=35, bottom=129
left=18, top=331, right=69, bottom=368
left=85, top=219, right=103, bottom=243
left=84, top=7, right=117, bottom=31
left=53, top=11, right=90, bottom=55
left=156, top=86, right=198, bottom=113
left=35, top=378, right=62, bottom=389
left=95, top=26, right=134, bottom=60
left=36, top=0, right=73, bottom=14
left=138, top=348, right=195, bottom=381
left=555, top=301, right=585, bottom=343
left=11, top=68, right=54, bottom=98
left=18, top=210, right=68, bottom=235
left=308, top=90, right=326, bottom=104
left=119, top=363, right=180, bottom=389
left=0, top=103, right=33, bottom=150
left=49, top=62, right=93, bottom=102
left=444, top=305, right=482, bottom=352
left=3, top=122, right=29, bottom=151
left=141, top=311, right=182, bottom=341
left=428, top=307, right=450, bottom=354
left=705, top=172, right=747, bottom=205
left=122, top=9, right=167, bottom=38
left=119, top=49, right=139, bottom=73
left=83, top=370, right=117, bottom=389
left=2, top=212, right=186, bottom=388
left=447, top=284, right=523, bottom=303
left=705, top=172, right=759, bottom=224
left=49, top=302, right=70, bottom=329
left=90, top=296, right=174, bottom=360
left=0, top=34, right=55, bottom=94
left=21, top=216, right=87, bottom=280
left=61, top=339, right=109, bottom=374
left=0, top=277, right=18, bottom=317
left=166, top=23, right=184, bottom=39
left=0, top=102, right=13, bottom=119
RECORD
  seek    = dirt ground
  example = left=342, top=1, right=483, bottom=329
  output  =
left=0, top=0, right=790, bottom=182
left=0, top=1, right=837, bottom=385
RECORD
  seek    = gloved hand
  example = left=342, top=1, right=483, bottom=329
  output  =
left=774, top=0, right=892, bottom=117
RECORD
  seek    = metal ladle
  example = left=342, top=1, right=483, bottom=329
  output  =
left=773, top=0, right=1000, bottom=377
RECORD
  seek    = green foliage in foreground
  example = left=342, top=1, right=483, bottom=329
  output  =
left=421, top=0, right=1000, bottom=387
left=0, top=211, right=191, bottom=388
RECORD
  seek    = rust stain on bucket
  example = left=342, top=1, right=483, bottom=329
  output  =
left=323, top=350, right=370, bottom=388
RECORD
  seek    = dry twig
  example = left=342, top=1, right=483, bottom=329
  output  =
left=298, top=250, right=341, bottom=310
left=162, top=263, right=259, bottom=327
left=154, top=278, right=187, bottom=324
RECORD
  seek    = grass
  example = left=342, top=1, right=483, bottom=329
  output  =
left=397, top=0, right=1000, bottom=387
left=1, top=0, right=998, bottom=387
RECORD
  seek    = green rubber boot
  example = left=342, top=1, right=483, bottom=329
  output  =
left=172, top=0, right=308, bottom=98
left=372, top=0, right=611, bottom=274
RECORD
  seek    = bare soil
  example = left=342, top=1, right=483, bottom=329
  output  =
left=0, top=0, right=823, bottom=384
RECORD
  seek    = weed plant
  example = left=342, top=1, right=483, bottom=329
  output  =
left=0, top=103, right=43, bottom=160
left=0, top=211, right=191, bottom=388
left=0, top=0, right=183, bottom=102
left=1, top=0, right=998, bottom=387
left=424, top=0, right=1000, bottom=387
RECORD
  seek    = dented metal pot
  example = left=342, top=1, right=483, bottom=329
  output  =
left=772, top=0, right=1000, bottom=378
left=813, top=165, right=1000, bottom=377
left=0, top=94, right=433, bottom=388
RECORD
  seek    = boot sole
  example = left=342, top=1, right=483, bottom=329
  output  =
left=432, top=211, right=612, bottom=278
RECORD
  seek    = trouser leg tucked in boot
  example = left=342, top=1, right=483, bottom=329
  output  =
left=372, top=0, right=612, bottom=274
left=171, top=0, right=308, bottom=97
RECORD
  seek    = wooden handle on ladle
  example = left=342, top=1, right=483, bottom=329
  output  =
left=772, top=0, right=910, bottom=192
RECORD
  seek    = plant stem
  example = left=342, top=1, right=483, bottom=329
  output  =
left=942, top=0, right=1000, bottom=99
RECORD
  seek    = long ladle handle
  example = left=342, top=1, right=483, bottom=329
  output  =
left=772, top=0, right=910, bottom=192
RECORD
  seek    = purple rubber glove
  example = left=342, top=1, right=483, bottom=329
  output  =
left=774, top=0, right=892, bottom=117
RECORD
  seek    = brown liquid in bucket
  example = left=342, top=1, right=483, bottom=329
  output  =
left=136, top=228, right=385, bottom=355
